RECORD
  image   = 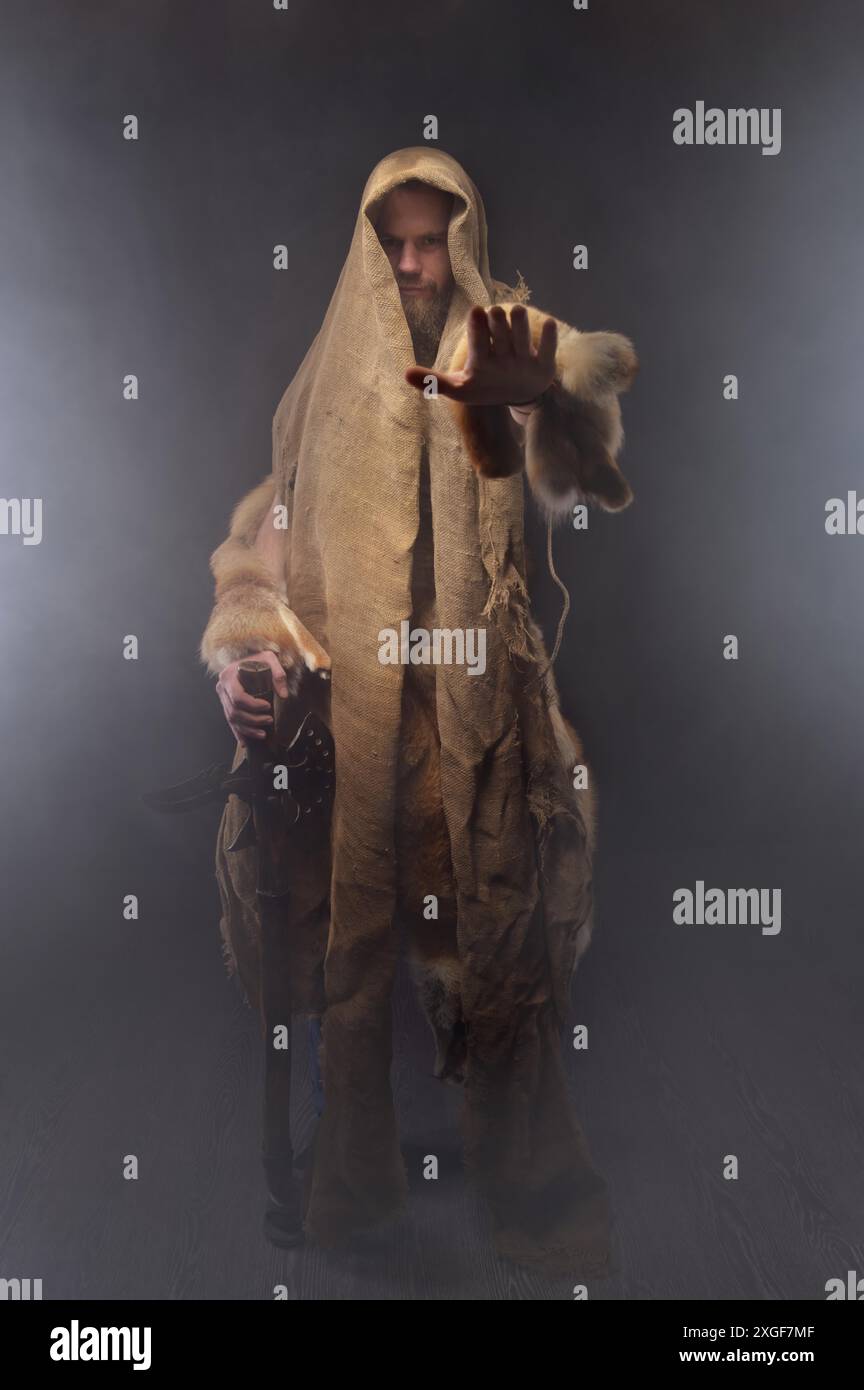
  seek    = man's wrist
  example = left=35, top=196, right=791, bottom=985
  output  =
left=510, top=380, right=554, bottom=411
left=508, top=395, right=542, bottom=423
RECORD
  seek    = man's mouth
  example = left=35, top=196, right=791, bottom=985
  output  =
left=399, top=285, right=431, bottom=294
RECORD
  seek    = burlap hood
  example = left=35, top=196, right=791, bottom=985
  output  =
left=272, top=146, right=535, bottom=896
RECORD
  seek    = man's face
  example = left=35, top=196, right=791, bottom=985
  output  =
left=375, top=183, right=454, bottom=356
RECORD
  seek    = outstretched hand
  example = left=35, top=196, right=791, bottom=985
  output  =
left=405, top=303, right=558, bottom=407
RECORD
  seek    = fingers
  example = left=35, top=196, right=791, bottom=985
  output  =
left=470, top=304, right=536, bottom=361
left=218, top=668, right=270, bottom=711
left=537, top=315, right=558, bottom=375
left=257, top=649, right=292, bottom=698
left=405, top=307, right=558, bottom=409
left=405, top=366, right=468, bottom=401
left=216, top=682, right=270, bottom=743
left=487, top=304, right=511, bottom=356
left=214, top=622, right=332, bottom=746
left=225, top=689, right=274, bottom=719
left=465, top=304, right=492, bottom=368
left=405, top=366, right=445, bottom=394
left=216, top=628, right=331, bottom=733
left=509, top=304, right=532, bottom=358
left=218, top=679, right=273, bottom=722
left=217, top=654, right=280, bottom=742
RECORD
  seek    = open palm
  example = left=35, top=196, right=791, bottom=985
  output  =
left=405, top=303, right=557, bottom=407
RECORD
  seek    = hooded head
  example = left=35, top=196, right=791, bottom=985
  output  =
left=271, top=146, right=516, bottom=500
left=355, top=147, right=507, bottom=376
left=369, top=176, right=456, bottom=364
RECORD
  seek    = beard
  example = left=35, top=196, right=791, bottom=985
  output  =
left=399, top=280, right=453, bottom=366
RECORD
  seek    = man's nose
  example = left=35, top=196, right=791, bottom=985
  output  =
left=398, top=244, right=422, bottom=274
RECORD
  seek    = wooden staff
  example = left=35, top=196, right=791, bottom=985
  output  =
left=237, top=660, right=302, bottom=1230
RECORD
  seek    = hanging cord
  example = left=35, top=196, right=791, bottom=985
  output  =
left=526, top=514, right=571, bottom=689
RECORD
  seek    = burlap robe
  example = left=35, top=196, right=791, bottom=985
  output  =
left=210, top=147, right=633, bottom=1274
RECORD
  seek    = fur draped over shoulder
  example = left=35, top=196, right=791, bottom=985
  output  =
left=198, top=475, right=330, bottom=680
left=447, top=301, right=638, bottom=517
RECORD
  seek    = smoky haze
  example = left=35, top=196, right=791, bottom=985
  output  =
left=0, top=0, right=861, bottom=1301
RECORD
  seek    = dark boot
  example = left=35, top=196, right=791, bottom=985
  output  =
left=262, top=1149, right=305, bottom=1248
left=263, top=1188, right=305, bottom=1248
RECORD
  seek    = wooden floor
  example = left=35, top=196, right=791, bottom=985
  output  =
left=1, top=839, right=861, bottom=1301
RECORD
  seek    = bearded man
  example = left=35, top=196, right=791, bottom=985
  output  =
left=199, top=147, right=637, bottom=1275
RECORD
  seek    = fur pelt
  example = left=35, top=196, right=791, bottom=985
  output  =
left=447, top=302, right=638, bottom=517
left=199, top=476, right=328, bottom=682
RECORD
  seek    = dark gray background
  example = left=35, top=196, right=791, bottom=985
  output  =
left=1, top=0, right=861, bottom=1300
